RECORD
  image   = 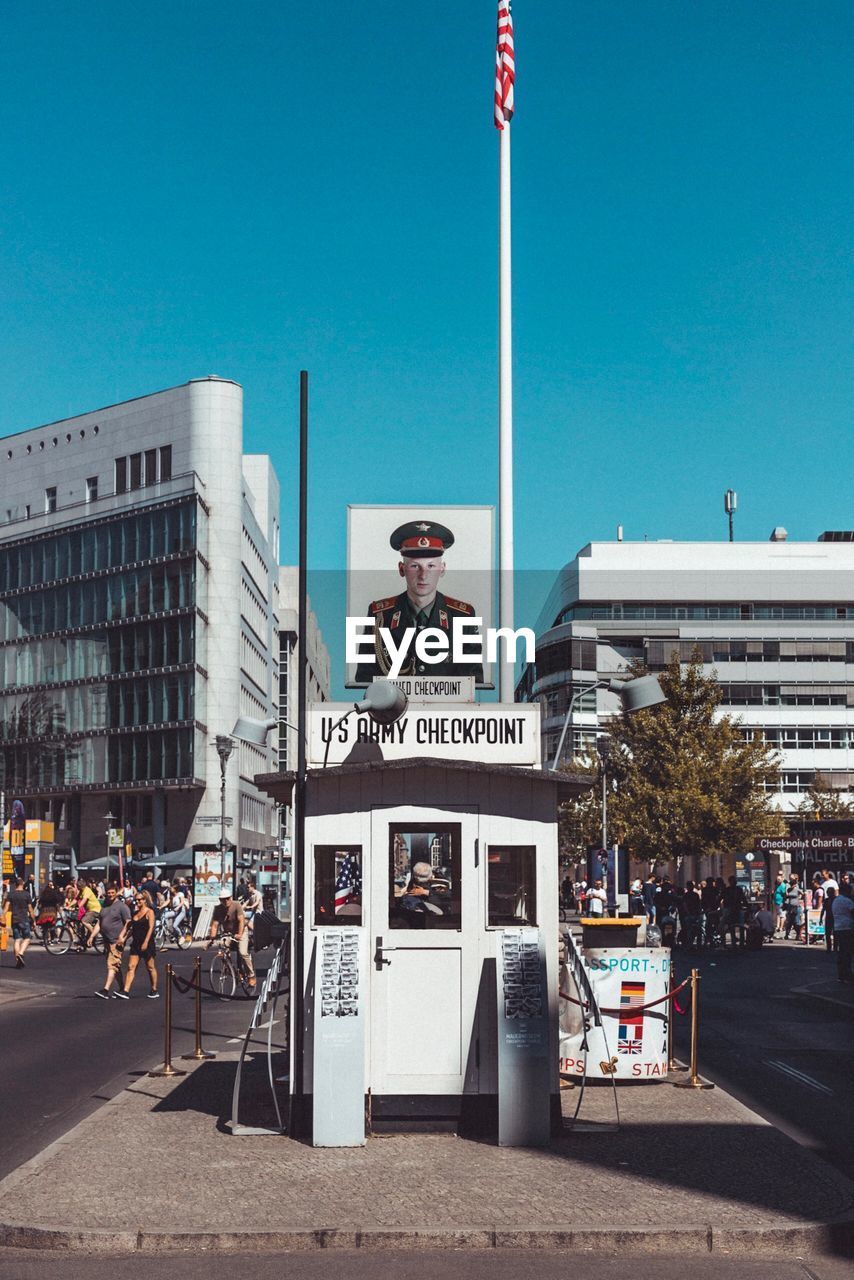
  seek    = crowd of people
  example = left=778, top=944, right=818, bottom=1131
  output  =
left=2, top=870, right=268, bottom=997
left=561, top=866, right=853, bottom=983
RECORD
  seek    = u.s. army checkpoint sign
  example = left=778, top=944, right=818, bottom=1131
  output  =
left=308, top=702, right=541, bottom=768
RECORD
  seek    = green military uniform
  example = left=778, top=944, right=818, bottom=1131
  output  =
left=355, top=590, right=484, bottom=683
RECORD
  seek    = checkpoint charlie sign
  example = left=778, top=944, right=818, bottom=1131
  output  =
left=308, top=702, right=542, bottom=768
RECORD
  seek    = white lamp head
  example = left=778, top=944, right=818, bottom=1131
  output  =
left=231, top=715, right=279, bottom=747
left=357, top=680, right=409, bottom=726
left=609, top=673, right=667, bottom=714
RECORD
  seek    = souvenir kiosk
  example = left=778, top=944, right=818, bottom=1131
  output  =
left=257, top=697, right=590, bottom=1146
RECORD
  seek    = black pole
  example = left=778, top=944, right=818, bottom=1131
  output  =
left=292, top=370, right=309, bottom=1136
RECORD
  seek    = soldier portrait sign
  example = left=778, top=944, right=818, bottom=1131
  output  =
left=346, top=505, right=495, bottom=688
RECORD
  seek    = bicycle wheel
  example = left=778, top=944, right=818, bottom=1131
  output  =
left=43, top=923, right=72, bottom=956
left=92, top=930, right=107, bottom=955
left=154, top=923, right=167, bottom=951
left=174, top=926, right=191, bottom=950
left=237, top=963, right=255, bottom=997
left=209, top=953, right=236, bottom=999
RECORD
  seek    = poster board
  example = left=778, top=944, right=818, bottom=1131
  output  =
left=560, top=947, right=670, bottom=1082
left=346, top=504, right=494, bottom=688
left=193, top=846, right=235, bottom=905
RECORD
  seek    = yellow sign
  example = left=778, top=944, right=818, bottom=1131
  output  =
left=3, top=821, right=55, bottom=843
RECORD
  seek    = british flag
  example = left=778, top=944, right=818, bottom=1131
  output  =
left=618, top=1038, right=643, bottom=1055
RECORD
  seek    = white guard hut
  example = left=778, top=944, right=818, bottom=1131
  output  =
left=257, top=701, right=589, bottom=1142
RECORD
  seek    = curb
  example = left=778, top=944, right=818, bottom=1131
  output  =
left=1, top=1219, right=852, bottom=1257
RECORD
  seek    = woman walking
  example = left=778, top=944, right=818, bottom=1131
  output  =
left=120, top=889, right=159, bottom=999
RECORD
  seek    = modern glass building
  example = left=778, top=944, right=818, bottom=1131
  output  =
left=0, top=377, right=280, bottom=868
left=517, top=532, right=854, bottom=814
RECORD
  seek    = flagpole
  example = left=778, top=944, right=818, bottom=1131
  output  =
left=498, top=118, right=514, bottom=703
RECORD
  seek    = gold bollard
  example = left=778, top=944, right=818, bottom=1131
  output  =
left=673, top=968, right=714, bottom=1090
left=149, top=963, right=187, bottom=1078
left=182, top=955, right=215, bottom=1061
left=668, top=968, right=687, bottom=1073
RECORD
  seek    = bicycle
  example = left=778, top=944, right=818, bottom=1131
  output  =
left=207, top=935, right=255, bottom=999
left=39, top=909, right=106, bottom=956
left=154, top=912, right=191, bottom=951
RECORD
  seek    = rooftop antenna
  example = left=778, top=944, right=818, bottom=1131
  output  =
left=724, top=489, right=737, bottom=542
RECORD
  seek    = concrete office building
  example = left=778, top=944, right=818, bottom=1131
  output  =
left=0, top=377, right=280, bottom=866
left=517, top=533, right=854, bottom=814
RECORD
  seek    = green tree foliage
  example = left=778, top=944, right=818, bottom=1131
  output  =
left=795, top=771, right=853, bottom=820
left=559, top=652, right=785, bottom=866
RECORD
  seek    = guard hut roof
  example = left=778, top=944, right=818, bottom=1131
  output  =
left=255, top=757, right=592, bottom=813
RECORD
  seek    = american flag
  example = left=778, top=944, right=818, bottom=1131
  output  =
left=494, top=1, right=515, bottom=131
left=335, top=853, right=362, bottom=914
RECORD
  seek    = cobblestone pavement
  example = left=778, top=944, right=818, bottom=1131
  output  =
left=0, top=1051, right=851, bottom=1241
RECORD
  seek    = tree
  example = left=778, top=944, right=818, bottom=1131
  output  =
left=795, top=772, right=853, bottom=821
left=560, top=651, right=785, bottom=869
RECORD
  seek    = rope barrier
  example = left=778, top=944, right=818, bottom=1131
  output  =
left=559, top=974, right=691, bottom=1016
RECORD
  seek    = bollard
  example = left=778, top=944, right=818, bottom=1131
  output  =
left=149, top=963, right=187, bottom=1078
left=182, top=955, right=216, bottom=1061
left=673, top=968, right=714, bottom=1090
left=668, top=968, right=687, bottom=1073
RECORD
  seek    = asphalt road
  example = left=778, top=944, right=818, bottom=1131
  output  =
left=0, top=1252, right=850, bottom=1280
left=0, top=942, right=277, bottom=1180
left=671, top=937, right=853, bottom=1180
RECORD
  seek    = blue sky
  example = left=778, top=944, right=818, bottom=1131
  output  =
left=1, top=1, right=852, bottom=596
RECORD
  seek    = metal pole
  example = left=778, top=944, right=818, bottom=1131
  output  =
left=291, top=369, right=309, bottom=1137
left=220, top=752, right=227, bottom=856
left=668, top=968, right=687, bottom=1073
left=149, top=964, right=186, bottom=1078
left=673, top=969, right=713, bottom=1089
left=498, top=120, right=514, bottom=703
left=182, top=955, right=215, bottom=1061
left=601, top=766, right=607, bottom=851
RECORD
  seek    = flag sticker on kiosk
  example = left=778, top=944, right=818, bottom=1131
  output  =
left=617, top=980, right=645, bottom=1054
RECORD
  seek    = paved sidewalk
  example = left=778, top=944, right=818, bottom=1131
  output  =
left=0, top=1047, right=852, bottom=1258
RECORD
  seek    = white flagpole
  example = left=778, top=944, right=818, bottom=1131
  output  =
left=498, top=119, right=514, bottom=703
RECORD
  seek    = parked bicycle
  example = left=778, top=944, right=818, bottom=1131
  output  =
left=208, top=936, right=254, bottom=999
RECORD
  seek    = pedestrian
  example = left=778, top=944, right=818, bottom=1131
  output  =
left=2, top=877, right=36, bottom=968
left=26, top=874, right=37, bottom=903
left=36, top=880, right=61, bottom=928
left=629, top=877, right=645, bottom=917
left=681, top=881, right=703, bottom=951
left=701, top=877, right=720, bottom=946
left=120, top=889, right=159, bottom=999
left=830, top=884, right=853, bottom=983
left=94, top=883, right=131, bottom=999
left=721, top=876, right=749, bottom=947
left=783, top=874, right=805, bottom=942
left=820, top=886, right=836, bottom=953
left=772, top=873, right=787, bottom=937
left=820, top=868, right=840, bottom=894
left=78, top=878, right=102, bottom=950
left=585, top=879, right=607, bottom=918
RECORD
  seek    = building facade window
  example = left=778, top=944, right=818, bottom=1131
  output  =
left=45, top=487, right=57, bottom=514
left=160, top=445, right=172, bottom=481
left=86, top=476, right=98, bottom=503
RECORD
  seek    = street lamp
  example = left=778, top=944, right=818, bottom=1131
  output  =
left=103, top=810, right=119, bottom=887
left=214, top=716, right=279, bottom=891
left=322, top=680, right=409, bottom=768
left=549, top=673, right=667, bottom=772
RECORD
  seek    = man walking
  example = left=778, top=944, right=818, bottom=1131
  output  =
left=95, top=883, right=131, bottom=999
left=831, top=884, right=853, bottom=984
left=2, top=878, right=35, bottom=968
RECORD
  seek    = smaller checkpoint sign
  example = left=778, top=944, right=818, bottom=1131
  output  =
left=559, top=947, right=670, bottom=1082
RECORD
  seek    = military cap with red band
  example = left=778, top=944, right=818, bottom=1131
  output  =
left=390, top=521, right=455, bottom=558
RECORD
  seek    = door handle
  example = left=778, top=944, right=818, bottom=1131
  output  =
left=374, top=936, right=395, bottom=969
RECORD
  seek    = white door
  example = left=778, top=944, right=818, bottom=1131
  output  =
left=369, top=805, right=479, bottom=1096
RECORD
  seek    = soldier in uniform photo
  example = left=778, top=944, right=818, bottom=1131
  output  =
left=355, top=521, right=484, bottom=683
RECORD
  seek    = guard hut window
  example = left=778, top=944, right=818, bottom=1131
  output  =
left=314, top=846, right=362, bottom=926
left=487, top=846, right=537, bottom=927
left=388, top=823, right=461, bottom=930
